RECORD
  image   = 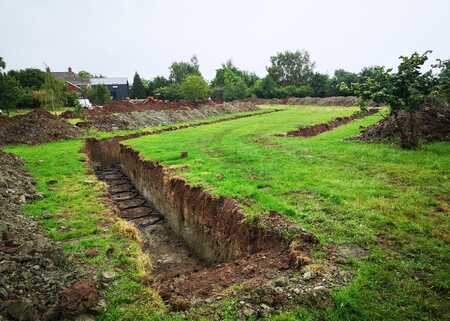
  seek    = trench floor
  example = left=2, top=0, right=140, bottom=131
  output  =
left=95, top=167, right=205, bottom=281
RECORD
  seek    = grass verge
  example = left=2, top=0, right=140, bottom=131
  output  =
left=124, top=106, right=450, bottom=321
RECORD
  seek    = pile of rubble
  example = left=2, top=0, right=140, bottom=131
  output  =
left=0, top=151, right=99, bottom=320
left=0, top=110, right=80, bottom=146
left=78, top=101, right=258, bottom=131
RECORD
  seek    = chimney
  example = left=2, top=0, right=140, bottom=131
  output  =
left=68, top=67, right=72, bottom=73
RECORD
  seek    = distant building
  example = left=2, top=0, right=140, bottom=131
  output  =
left=90, top=77, right=129, bottom=100
left=51, top=67, right=89, bottom=92
left=51, top=67, right=129, bottom=100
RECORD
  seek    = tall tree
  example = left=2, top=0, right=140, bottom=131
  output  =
left=148, top=76, right=170, bottom=96
left=39, top=73, right=67, bottom=110
left=267, top=50, right=315, bottom=86
left=331, top=69, right=359, bottom=96
left=7, top=68, right=46, bottom=90
left=0, top=58, right=23, bottom=115
left=169, top=56, right=201, bottom=84
left=129, top=72, right=147, bottom=99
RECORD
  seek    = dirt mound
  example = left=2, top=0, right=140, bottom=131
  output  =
left=79, top=101, right=259, bottom=131
left=75, top=99, right=217, bottom=119
left=0, top=151, right=98, bottom=321
left=358, top=102, right=450, bottom=145
left=243, top=96, right=380, bottom=107
left=285, top=109, right=379, bottom=137
left=0, top=109, right=80, bottom=146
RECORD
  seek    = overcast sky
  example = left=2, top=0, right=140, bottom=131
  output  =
left=1, top=0, right=449, bottom=81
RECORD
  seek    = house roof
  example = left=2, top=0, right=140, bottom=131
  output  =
left=51, top=71, right=89, bottom=86
left=90, top=77, right=128, bottom=85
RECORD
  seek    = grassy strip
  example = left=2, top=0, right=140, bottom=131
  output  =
left=125, top=106, right=450, bottom=321
left=5, top=140, right=176, bottom=321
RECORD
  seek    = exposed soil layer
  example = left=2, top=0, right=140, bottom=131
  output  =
left=243, top=96, right=380, bottom=107
left=0, top=110, right=80, bottom=146
left=0, top=150, right=98, bottom=321
left=285, top=109, right=378, bottom=137
left=85, top=136, right=350, bottom=317
left=357, top=103, right=450, bottom=144
left=76, top=101, right=261, bottom=131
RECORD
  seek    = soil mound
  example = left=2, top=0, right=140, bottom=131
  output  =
left=0, top=151, right=98, bottom=320
left=79, top=101, right=258, bottom=131
left=0, top=109, right=80, bottom=146
left=358, top=102, right=450, bottom=144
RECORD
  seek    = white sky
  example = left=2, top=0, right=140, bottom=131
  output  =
left=1, top=0, right=449, bottom=81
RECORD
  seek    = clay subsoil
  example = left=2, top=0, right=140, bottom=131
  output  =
left=285, top=109, right=378, bottom=137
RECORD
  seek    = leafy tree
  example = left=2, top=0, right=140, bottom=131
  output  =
left=169, top=55, right=201, bottom=84
left=179, top=75, right=210, bottom=101
left=0, top=74, right=23, bottom=115
left=436, top=59, right=450, bottom=102
left=155, top=84, right=182, bottom=101
left=253, top=76, right=280, bottom=98
left=129, top=72, right=147, bottom=99
left=309, top=72, right=332, bottom=97
left=267, top=50, right=315, bottom=86
left=39, top=73, right=67, bottom=110
left=78, top=70, right=92, bottom=79
left=223, top=70, right=249, bottom=101
left=87, top=85, right=112, bottom=105
left=330, top=69, right=359, bottom=96
left=0, top=57, right=5, bottom=70
left=7, top=68, right=46, bottom=90
left=355, top=51, right=444, bottom=149
left=284, top=84, right=313, bottom=98
left=148, top=76, right=170, bottom=96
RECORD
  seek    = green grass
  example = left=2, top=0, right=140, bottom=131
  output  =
left=125, top=106, right=450, bottom=321
left=5, top=140, right=169, bottom=321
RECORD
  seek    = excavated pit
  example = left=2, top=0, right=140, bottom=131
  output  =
left=85, top=135, right=345, bottom=314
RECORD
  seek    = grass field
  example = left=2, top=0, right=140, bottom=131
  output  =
left=124, top=106, right=450, bottom=321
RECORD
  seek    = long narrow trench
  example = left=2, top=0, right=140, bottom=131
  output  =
left=95, top=166, right=206, bottom=280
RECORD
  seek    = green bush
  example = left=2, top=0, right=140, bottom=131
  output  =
left=155, top=84, right=182, bottom=101
left=253, top=76, right=280, bottom=99
left=87, top=85, right=112, bottom=105
left=179, top=75, right=210, bottom=101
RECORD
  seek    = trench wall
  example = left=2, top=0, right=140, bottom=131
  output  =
left=85, top=137, right=286, bottom=264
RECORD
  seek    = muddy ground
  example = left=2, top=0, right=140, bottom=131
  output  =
left=0, top=151, right=99, bottom=321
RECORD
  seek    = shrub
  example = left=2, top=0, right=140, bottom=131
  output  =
left=87, top=85, right=112, bottom=105
left=155, top=84, right=182, bottom=101
left=179, top=75, right=210, bottom=101
left=253, top=76, right=280, bottom=99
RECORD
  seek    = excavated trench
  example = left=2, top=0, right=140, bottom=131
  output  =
left=85, top=133, right=343, bottom=314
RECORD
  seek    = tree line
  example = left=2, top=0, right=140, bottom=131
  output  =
left=129, top=50, right=387, bottom=102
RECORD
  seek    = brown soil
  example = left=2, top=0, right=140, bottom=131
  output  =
left=358, top=102, right=450, bottom=144
left=0, top=109, right=80, bottom=146
left=284, top=109, right=378, bottom=137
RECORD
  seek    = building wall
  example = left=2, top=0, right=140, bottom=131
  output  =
left=106, top=83, right=129, bottom=100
